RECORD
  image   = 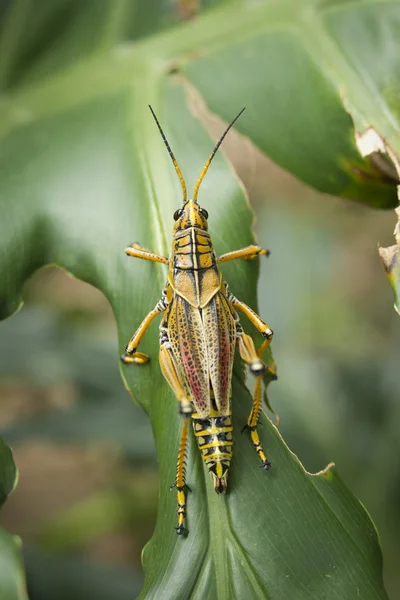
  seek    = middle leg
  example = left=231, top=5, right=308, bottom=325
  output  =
left=229, top=294, right=273, bottom=342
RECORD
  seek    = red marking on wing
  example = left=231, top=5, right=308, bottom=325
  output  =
left=168, top=296, right=210, bottom=416
left=203, top=293, right=236, bottom=414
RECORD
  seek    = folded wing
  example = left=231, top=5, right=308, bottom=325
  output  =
left=202, top=292, right=236, bottom=415
left=168, top=295, right=210, bottom=417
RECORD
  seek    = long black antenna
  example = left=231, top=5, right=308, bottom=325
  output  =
left=193, top=107, right=246, bottom=202
left=149, top=105, right=187, bottom=203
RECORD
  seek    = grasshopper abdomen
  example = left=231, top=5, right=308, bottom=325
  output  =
left=192, top=409, right=234, bottom=494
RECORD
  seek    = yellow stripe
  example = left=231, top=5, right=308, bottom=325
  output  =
left=202, top=453, right=232, bottom=461
left=193, top=427, right=232, bottom=437
left=192, top=410, right=232, bottom=418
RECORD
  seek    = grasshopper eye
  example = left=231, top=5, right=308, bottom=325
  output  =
left=200, top=208, right=208, bottom=220
left=173, top=209, right=183, bottom=221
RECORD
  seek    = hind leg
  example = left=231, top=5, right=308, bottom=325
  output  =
left=159, top=343, right=193, bottom=534
left=171, top=415, right=190, bottom=535
left=237, top=331, right=273, bottom=469
left=159, top=344, right=192, bottom=415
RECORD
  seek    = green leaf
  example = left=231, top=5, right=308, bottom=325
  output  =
left=0, top=0, right=398, bottom=208
left=0, top=436, right=28, bottom=600
left=0, top=78, right=388, bottom=597
left=185, top=0, right=400, bottom=208
left=0, top=1, right=395, bottom=598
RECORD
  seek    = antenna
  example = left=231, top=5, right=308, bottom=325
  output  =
left=149, top=105, right=187, bottom=203
left=193, top=107, right=246, bottom=202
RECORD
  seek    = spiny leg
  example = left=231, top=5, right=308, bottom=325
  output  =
left=237, top=331, right=272, bottom=470
left=247, top=375, right=271, bottom=470
left=125, top=242, right=168, bottom=265
left=159, top=344, right=192, bottom=533
left=217, top=245, right=269, bottom=264
left=120, top=297, right=166, bottom=364
left=171, top=415, right=190, bottom=535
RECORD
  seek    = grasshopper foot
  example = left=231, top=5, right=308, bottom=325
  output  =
left=120, top=351, right=150, bottom=365
left=261, top=460, right=272, bottom=471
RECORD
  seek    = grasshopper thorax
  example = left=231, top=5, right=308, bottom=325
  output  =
left=173, top=200, right=209, bottom=233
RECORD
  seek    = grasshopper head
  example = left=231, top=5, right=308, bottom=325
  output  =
left=148, top=105, right=244, bottom=232
left=173, top=200, right=209, bottom=232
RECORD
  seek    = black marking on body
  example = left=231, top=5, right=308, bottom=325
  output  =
left=173, top=227, right=216, bottom=271
left=192, top=412, right=233, bottom=469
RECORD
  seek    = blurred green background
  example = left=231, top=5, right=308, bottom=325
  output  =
left=0, top=0, right=399, bottom=599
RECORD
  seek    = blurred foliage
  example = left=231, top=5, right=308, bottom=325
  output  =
left=0, top=435, right=27, bottom=599
left=0, top=291, right=158, bottom=596
left=0, top=0, right=399, bottom=599
left=0, top=0, right=398, bottom=218
left=379, top=207, right=400, bottom=315
left=24, top=545, right=143, bottom=600
left=0, top=304, right=154, bottom=459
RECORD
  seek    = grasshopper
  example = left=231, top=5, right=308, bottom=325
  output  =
left=121, top=106, right=275, bottom=535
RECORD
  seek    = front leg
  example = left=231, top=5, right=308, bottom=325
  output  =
left=217, top=245, right=269, bottom=264
left=121, top=296, right=167, bottom=364
left=125, top=242, right=168, bottom=265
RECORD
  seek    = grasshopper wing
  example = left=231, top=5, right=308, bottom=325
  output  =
left=203, top=292, right=236, bottom=415
left=168, top=295, right=210, bottom=417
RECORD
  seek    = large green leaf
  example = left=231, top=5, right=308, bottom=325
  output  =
left=182, top=0, right=400, bottom=207
left=0, top=79, right=389, bottom=598
left=0, top=436, right=27, bottom=600
left=0, top=0, right=397, bottom=598
left=0, top=0, right=398, bottom=208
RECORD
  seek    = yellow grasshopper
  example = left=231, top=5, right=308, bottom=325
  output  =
left=121, top=106, right=274, bottom=535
